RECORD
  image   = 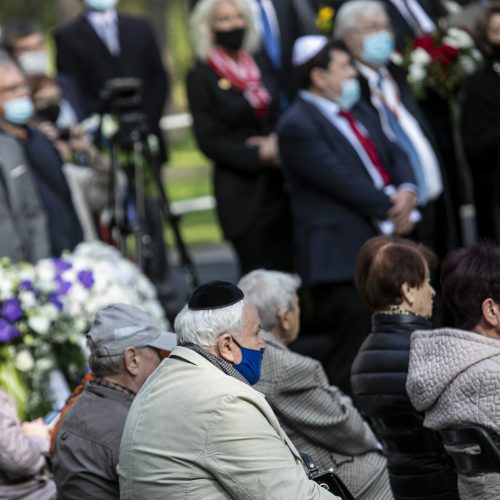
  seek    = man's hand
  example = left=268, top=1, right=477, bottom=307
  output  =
left=387, top=189, right=417, bottom=236
left=22, top=418, right=50, bottom=440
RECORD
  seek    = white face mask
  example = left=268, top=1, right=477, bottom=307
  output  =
left=84, top=0, right=118, bottom=11
left=18, top=51, right=49, bottom=76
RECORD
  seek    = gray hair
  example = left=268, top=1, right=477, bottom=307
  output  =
left=0, top=50, right=18, bottom=69
left=174, top=299, right=245, bottom=348
left=87, top=338, right=148, bottom=376
left=334, top=0, right=387, bottom=39
left=189, top=0, right=260, bottom=61
left=238, top=270, right=301, bottom=332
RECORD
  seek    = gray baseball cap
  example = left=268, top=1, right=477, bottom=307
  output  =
left=87, top=303, right=177, bottom=358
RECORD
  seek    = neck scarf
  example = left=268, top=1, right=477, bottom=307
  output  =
left=207, top=46, right=270, bottom=120
left=183, top=343, right=249, bottom=385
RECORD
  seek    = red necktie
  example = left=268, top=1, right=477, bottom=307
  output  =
left=339, top=110, right=392, bottom=186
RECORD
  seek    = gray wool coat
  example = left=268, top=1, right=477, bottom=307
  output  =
left=254, top=331, right=393, bottom=500
left=407, top=328, right=500, bottom=500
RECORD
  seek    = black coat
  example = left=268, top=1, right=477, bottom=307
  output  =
left=54, top=13, right=169, bottom=161
left=351, top=314, right=459, bottom=500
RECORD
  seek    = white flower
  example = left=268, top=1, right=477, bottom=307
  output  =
left=40, top=303, right=59, bottom=321
left=28, top=314, right=51, bottom=335
left=19, top=290, right=38, bottom=310
left=444, top=28, right=474, bottom=50
left=408, top=63, right=426, bottom=82
left=472, top=49, right=483, bottom=62
left=15, top=350, right=34, bottom=372
left=459, top=55, right=478, bottom=75
left=36, top=259, right=56, bottom=282
left=411, top=47, right=431, bottom=66
left=391, top=52, right=403, bottom=66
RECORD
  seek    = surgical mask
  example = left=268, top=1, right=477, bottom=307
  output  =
left=17, top=51, right=49, bottom=76
left=37, top=103, right=61, bottom=124
left=4, top=96, right=34, bottom=125
left=361, top=30, right=395, bottom=66
left=84, top=0, right=118, bottom=11
left=338, top=78, right=361, bottom=110
left=232, top=337, right=264, bottom=385
left=215, top=28, right=245, bottom=51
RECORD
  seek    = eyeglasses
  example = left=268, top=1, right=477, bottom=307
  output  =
left=0, top=82, right=30, bottom=95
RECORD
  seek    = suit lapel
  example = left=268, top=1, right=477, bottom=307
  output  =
left=79, top=14, right=119, bottom=63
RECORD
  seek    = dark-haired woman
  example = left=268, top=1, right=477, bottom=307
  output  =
left=351, top=236, right=459, bottom=500
left=187, top=0, right=293, bottom=274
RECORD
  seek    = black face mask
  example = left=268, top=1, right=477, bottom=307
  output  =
left=37, top=103, right=61, bottom=124
left=214, top=28, right=245, bottom=51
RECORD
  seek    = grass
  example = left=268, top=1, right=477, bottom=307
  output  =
left=162, top=132, right=223, bottom=247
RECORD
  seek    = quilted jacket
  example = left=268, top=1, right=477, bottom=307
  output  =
left=407, top=328, right=500, bottom=500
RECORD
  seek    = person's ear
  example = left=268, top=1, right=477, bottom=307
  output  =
left=400, top=282, right=415, bottom=307
left=310, top=66, right=327, bottom=90
left=277, top=307, right=289, bottom=332
left=216, top=333, right=240, bottom=364
left=481, top=298, right=500, bottom=327
left=122, top=347, right=141, bottom=376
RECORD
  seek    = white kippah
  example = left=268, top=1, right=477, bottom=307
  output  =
left=292, top=35, right=329, bottom=66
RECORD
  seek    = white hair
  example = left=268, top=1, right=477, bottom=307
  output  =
left=174, top=299, right=246, bottom=348
left=238, top=270, right=301, bottom=332
left=334, top=0, right=387, bottom=39
left=189, top=0, right=260, bottom=61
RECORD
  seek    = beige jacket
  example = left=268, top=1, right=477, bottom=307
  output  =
left=118, top=346, right=338, bottom=499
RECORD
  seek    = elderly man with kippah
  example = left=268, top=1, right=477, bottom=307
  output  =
left=51, top=303, right=176, bottom=500
left=118, top=281, right=338, bottom=499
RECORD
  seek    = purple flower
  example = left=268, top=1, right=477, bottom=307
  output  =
left=0, top=320, right=20, bottom=343
left=55, top=276, right=72, bottom=295
left=51, top=258, right=72, bottom=273
left=77, top=270, right=94, bottom=289
left=20, top=280, right=33, bottom=290
left=48, top=293, right=64, bottom=311
left=2, top=298, right=23, bottom=322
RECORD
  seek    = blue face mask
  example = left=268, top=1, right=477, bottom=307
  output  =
left=232, top=337, right=264, bottom=385
left=338, top=78, right=361, bottom=110
left=361, top=30, right=395, bottom=66
left=4, top=96, right=34, bottom=125
left=84, top=0, right=118, bottom=11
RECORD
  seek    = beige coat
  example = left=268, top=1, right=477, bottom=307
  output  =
left=118, top=346, right=338, bottom=499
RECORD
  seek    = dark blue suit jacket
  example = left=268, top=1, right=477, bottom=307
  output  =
left=277, top=97, right=415, bottom=287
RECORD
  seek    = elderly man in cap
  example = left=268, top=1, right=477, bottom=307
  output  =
left=118, top=281, right=338, bottom=499
left=51, top=303, right=176, bottom=500
left=277, top=35, right=417, bottom=394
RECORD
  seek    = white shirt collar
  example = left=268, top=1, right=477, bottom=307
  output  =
left=86, top=8, right=117, bottom=25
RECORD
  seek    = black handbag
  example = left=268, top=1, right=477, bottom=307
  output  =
left=301, top=453, right=355, bottom=500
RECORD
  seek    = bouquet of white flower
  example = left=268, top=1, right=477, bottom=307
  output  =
left=0, top=241, right=168, bottom=419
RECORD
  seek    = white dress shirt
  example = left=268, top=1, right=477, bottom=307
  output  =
left=357, top=63, right=443, bottom=201
left=86, top=9, right=120, bottom=55
left=247, top=0, right=281, bottom=42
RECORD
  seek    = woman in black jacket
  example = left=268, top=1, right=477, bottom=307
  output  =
left=351, top=236, right=459, bottom=500
left=187, top=0, right=293, bottom=274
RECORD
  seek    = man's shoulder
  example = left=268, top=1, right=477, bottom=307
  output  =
left=277, top=97, right=320, bottom=134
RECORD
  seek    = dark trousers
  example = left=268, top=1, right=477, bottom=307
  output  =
left=309, top=282, right=371, bottom=395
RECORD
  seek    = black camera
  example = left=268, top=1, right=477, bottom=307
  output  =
left=57, top=127, right=71, bottom=141
left=100, top=77, right=143, bottom=117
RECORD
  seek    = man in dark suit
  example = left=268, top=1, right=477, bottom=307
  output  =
left=277, top=36, right=417, bottom=393
left=54, top=0, right=169, bottom=162
left=335, top=0, right=457, bottom=251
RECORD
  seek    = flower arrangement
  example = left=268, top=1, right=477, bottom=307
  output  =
left=402, top=27, right=482, bottom=100
left=0, top=241, right=168, bottom=419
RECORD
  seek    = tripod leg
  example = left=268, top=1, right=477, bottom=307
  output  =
left=143, top=142, right=199, bottom=290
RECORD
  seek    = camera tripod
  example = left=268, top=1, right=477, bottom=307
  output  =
left=107, top=111, right=199, bottom=291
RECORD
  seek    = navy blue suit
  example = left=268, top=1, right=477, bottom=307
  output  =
left=277, top=97, right=415, bottom=287
left=278, top=97, right=415, bottom=394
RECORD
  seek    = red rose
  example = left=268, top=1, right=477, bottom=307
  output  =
left=413, top=34, right=434, bottom=52
left=431, top=44, right=460, bottom=65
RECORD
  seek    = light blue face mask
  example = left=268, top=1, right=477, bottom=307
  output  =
left=4, top=96, right=34, bottom=125
left=338, top=78, right=361, bottom=110
left=361, top=30, right=395, bottom=66
left=84, top=0, right=118, bottom=11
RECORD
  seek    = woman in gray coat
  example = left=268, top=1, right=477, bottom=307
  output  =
left=407, top=243, right=500, bottom=500
left=0, top=388, right=55, bottom=499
